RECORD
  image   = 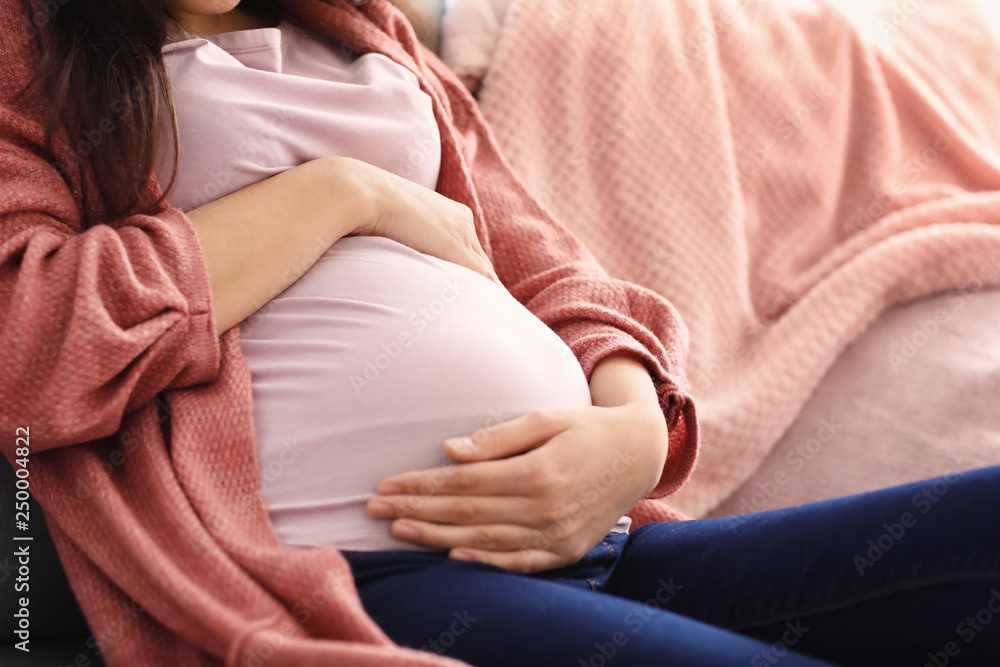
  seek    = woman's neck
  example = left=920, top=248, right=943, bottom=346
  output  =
left=174, top=6, right=281, bottom=37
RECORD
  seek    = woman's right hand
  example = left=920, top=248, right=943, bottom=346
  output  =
left=345, top=157, right=502, bottom=286
left=186, top=155, right=503, bottom=336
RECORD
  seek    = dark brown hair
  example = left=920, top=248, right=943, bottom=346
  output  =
left=26, top=0, right=434, bottom=222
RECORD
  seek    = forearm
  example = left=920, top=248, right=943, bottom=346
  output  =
left=588, top=351, right=670, bottom=496
left=185, top=156, right=372, bottom=335
left=589, top=351, right=662, bottom=411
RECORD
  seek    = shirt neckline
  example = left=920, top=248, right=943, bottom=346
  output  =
left=165, top=18, right=291, bottom=51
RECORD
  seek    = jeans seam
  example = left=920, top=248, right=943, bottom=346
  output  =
left=722, top=568, right=1000, bottom=631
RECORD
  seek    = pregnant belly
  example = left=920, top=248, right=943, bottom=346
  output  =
left=238, top=236, right=593, bottom=551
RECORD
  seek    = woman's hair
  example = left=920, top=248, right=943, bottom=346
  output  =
left=24, top=0, right=434, bottom=222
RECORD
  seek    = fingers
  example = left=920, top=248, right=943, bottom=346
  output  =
left=359, top=172, right=503, bottom=287
left=443, top=409, right=575, bottom=463
left=450, top=547, right=569, bottom=574
left=375, top=455, right=535, bottom=497
left=452, top=210, right=502, bottom=287
left=366, top=494, right=539, bottom=525
left=375, top=410, right=576, bottom=497
left=385, top=517, right=578, bottom=573
left=465, top=229, right=502, bottom=286
left=389, top=519, right=538, bottom=553
left=437, top=220, right=499, bottom=287
left=467, top=248, right=502, bottom=287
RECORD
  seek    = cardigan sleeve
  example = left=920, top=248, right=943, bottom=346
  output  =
left=426, top=57, right=699, bottom=498
left=0, top=102, right=222, bottom=456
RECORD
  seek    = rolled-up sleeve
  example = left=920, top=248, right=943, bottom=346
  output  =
left=0, top=105, right=221, bottom=455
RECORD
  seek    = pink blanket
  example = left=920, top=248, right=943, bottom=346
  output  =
left=478, top=0, right=1000, bottom=517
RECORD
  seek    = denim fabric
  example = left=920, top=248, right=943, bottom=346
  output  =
left=344, top=464, right=1000, bottom=666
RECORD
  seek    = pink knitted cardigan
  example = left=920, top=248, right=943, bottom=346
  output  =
left=0, top=0, right=698, bottom=664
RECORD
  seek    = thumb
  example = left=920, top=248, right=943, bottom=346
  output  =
left=466, top=238, right=503, bottom=288
left=469, top=250, right=502, bottom=287
left=443, top=410, right=572, bottom=462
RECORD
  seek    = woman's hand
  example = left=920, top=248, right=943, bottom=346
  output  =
left=186, top=156, right=499, bottom=334
left=348, top=159, right=501, bottom=286
left=365, top=382, right=671, bottom=574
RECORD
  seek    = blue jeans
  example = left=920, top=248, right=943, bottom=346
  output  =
left=344, top=464, right=1000, bottom=666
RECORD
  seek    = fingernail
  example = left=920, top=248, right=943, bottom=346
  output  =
left=367, top=500, right=394, bottom=518
left=377, top=482, right=401, bottom=495
left=394, top=522, right=420, bottom=541
left=444, top=436, right=477, bottom=460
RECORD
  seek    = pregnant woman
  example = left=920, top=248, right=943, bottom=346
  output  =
left=3, top=0, right=1000, bottom=665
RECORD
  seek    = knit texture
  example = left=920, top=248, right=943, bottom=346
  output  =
left=0, top=0, right=699, bottom=664
left=478, top=0, right=1000, bottom=518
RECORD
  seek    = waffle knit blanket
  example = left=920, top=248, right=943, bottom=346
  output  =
left=478, top=0, right=1000, bottom=517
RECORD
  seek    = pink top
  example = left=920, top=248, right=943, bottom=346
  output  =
left=155, top=19, right=442, bottom=206
left=155, top=19, right=628, bottom=551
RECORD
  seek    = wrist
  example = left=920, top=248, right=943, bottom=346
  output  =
left=618, top=399, right=670, bottom=475
left=310, top=156, right=381, bottom=238
left=589, top=351, right=660, bottom=411
left=590, top=352, right=670, bottom=496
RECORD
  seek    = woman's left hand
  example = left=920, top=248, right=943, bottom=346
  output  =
left=365, top=400, right=670, bottom=574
